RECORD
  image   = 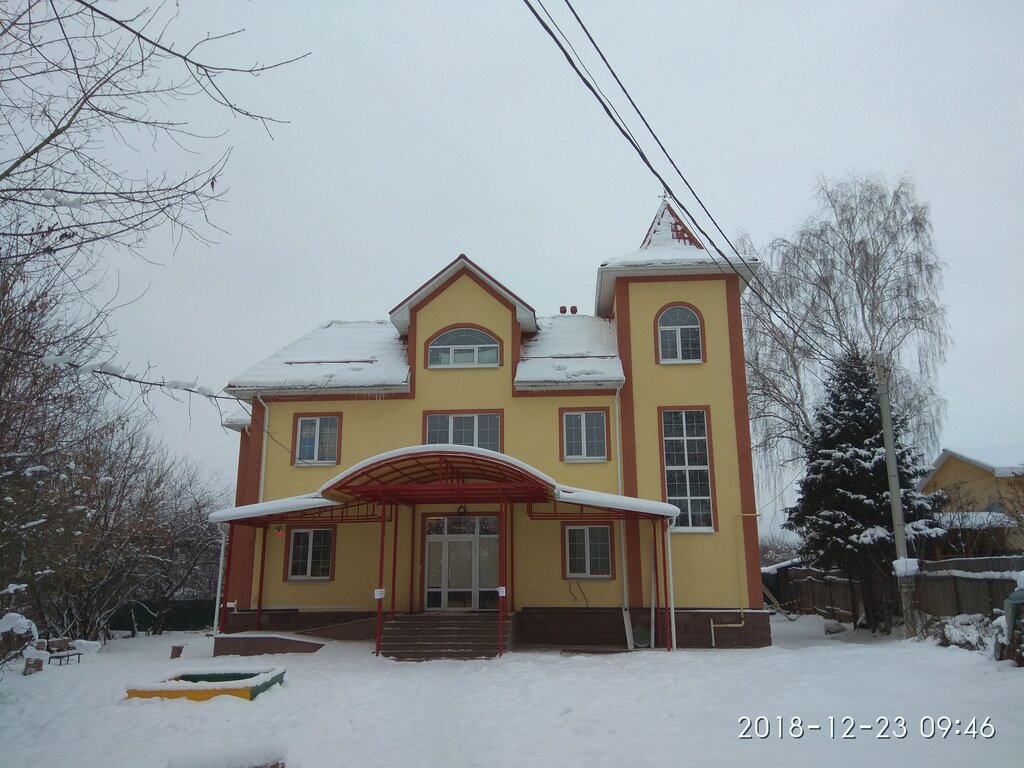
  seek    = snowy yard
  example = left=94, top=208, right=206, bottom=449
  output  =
left=2, top=615, right=1023, bottom=768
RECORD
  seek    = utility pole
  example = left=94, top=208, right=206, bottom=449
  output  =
left=875, top=352, right=918, bottom=637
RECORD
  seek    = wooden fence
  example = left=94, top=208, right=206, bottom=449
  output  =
left=772, top=557, right=1024, bottom=621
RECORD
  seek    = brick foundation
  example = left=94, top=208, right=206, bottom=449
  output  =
left=514, top=607, right=772, bottom=649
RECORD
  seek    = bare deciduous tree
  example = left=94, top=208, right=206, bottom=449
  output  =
left=742, top=174, right=949, bottom=472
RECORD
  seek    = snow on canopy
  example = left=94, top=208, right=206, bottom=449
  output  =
left=224, top=320, right=409, bottom=397
left=514, top=314, right=624, bottom=390
left=220, top=408, right=251, bottom=432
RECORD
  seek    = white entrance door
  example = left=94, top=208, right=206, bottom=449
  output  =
left=425, top=515, right=499, bottom=611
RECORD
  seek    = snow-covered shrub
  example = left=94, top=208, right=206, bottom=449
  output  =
left=920, top=613, right=993, bottom=652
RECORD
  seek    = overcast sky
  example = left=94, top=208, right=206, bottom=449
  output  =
left=103, top=1, right=1024, bottom=528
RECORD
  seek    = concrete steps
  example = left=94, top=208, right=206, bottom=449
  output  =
left=380, top=613, right=511, bottom=661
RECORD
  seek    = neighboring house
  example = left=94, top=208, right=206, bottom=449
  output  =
left=210, top=202, right=768, bottom=656
left=920, top=448, right=1024, bottom=557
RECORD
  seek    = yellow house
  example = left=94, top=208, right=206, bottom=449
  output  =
left=920, top=448, right=1024, bottom=557
left=211, top=202, right=768, bottom=657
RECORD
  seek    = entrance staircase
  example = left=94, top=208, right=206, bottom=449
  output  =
left=380, top=613, right=512, bottom=661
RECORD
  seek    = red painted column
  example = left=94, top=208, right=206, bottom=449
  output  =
left=255, top=524, right=269, bottom=631
left=390, top=505, right=399, bottom=618
left=497, top=497, right=505, bottom=656
left=375, top=500, right=387, bottom=656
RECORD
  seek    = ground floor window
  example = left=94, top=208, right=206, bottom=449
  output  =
left=564, top=524, right=612, bottom=578
left=288, top=528, right=333, bottom=579
left=425, top=412, right=501, bottom=452
left=662, top=408, right=713, bottom=528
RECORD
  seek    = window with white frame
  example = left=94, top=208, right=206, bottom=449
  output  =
left=565, top=525, right=612, bottom=578
left=562, top=411, right=607, bottom=461
left=658, top=305, right=702, bottom=363
left=662, top=409, right=713, bottom=528
left=425, top=412, right=501, bottom=452
left=427, top=328, right=500, bottom=367
left=288, top=528, right=333, bottom=579
left=295, top=415, right=339, bottom=464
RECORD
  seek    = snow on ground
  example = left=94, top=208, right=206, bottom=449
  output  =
left=2, top=615, right=1023, bottom=768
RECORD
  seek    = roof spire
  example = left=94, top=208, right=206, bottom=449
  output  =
left=640, top=198, right=704, bottom=250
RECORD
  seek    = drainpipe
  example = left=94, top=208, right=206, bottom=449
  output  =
left=256, top=396, right=270, bottom=503
left=615, top=387, right=635, bottom=650
left=212, top=523, right=227, bottom=633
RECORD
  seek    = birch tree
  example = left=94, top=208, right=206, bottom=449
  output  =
left=742, top=174, right=949, bottom=467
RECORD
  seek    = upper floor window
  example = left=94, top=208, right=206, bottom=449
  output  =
left=562, top=410, right=608, bottom=462
left=427, top=328, right=500, bottom=367
left=294, top=414, right=340, bottom=465
left=658, top=305, right=702, bottom=363
left=425, top=412, right=501, bottom=452
left=662, top=409, right=713, bottom=529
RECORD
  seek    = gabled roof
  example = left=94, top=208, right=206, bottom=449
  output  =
left=594, top=201, right=759, bottom=316
left=514, top=314, right=624, bottom=390
left=389, top=254, right=538, bottom=335
left=922, top=447, right=1024, bottom=489
left=224, top=320, right=409, bottom=398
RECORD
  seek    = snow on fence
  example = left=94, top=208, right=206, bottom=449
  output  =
left=772, top=557, right=1024, bottom=622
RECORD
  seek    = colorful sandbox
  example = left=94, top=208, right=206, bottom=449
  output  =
left=126, top=666, right=285, bottom=701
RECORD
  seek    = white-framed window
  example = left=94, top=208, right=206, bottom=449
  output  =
left=295, top=415, right=339, bottom=465
left=662, top=409, right=713, bottom=529
left=288, top=528, right=333, bottom=579
left=425, top=412, right=501, bottom=452
left=427, top=328, right=500, bottom=367
left=565, top=525, right=612, bottom=578
left=562, top=410, right=607, bottom=461
left=658, top=305, right=702, bottom=363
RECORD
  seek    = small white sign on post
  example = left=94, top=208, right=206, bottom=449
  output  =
left=497, top=586, right=506, bottom=597
left=374, top=588, right=385, bottom=600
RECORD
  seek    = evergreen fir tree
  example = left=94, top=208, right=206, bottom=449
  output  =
left=784, top=350, right=943, bottom=632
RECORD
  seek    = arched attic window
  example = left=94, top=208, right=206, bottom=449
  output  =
left=657, top=305, right=703, bottom=363
left=427, top=327, right=500, bottom=367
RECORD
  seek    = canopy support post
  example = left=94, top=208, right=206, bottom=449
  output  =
left=375, top=498, right=387, bottom=657
left=659, top=519, right=671, bottom=651
left=390, top=504, right=399, bottom=618
left=255, top=524, right=269, bottom=631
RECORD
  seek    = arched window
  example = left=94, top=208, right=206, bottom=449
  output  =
left=658, top=305, right=702, bottom=363
left=427, top=327, right=500, bottom=367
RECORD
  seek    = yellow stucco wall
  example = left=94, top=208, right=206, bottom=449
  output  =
left=624, top=279, right=754, bottom=609
left=245, top=270, right=754, bottom=612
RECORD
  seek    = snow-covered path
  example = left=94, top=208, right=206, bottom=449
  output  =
left=2, top=615, right=1022, bottom=767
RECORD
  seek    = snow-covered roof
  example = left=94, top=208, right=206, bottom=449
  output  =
left=209, top=445, right=677, bottom=523
left=224, top=320, right=409, bottom=398
left=221, top=408, right=252, bottom=432
left=594, top=201, right=759, bottom=316
left=389, top=254, right=538, bottom=335
left=514, top=314, right=624, bottom=390
left=921, top=447, right=1024, bottom=489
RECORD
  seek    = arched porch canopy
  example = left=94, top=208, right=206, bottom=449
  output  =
left=209, top=445, right=678, bottom=526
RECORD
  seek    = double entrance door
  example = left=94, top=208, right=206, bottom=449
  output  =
left=425, top=515, right=499, bottom=611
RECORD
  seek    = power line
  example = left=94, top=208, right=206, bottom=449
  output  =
left=523, top=0, right=838, bottom=369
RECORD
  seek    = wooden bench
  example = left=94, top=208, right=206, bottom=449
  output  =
left=47, top=638, right=82, bottom=665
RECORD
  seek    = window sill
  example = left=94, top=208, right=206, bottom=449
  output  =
left=564, top=574, right=613, bottom=581
left=563, top=456, right=608, bottom=464
left=286, top=576, right=333, bottom=582
left=659, top=358, right=704, bottom=365
left=670, top=526, right=715, bottom=534
left=426, top=364, right=500, bottom=369
left=293, top=461, right=338, bottom=468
